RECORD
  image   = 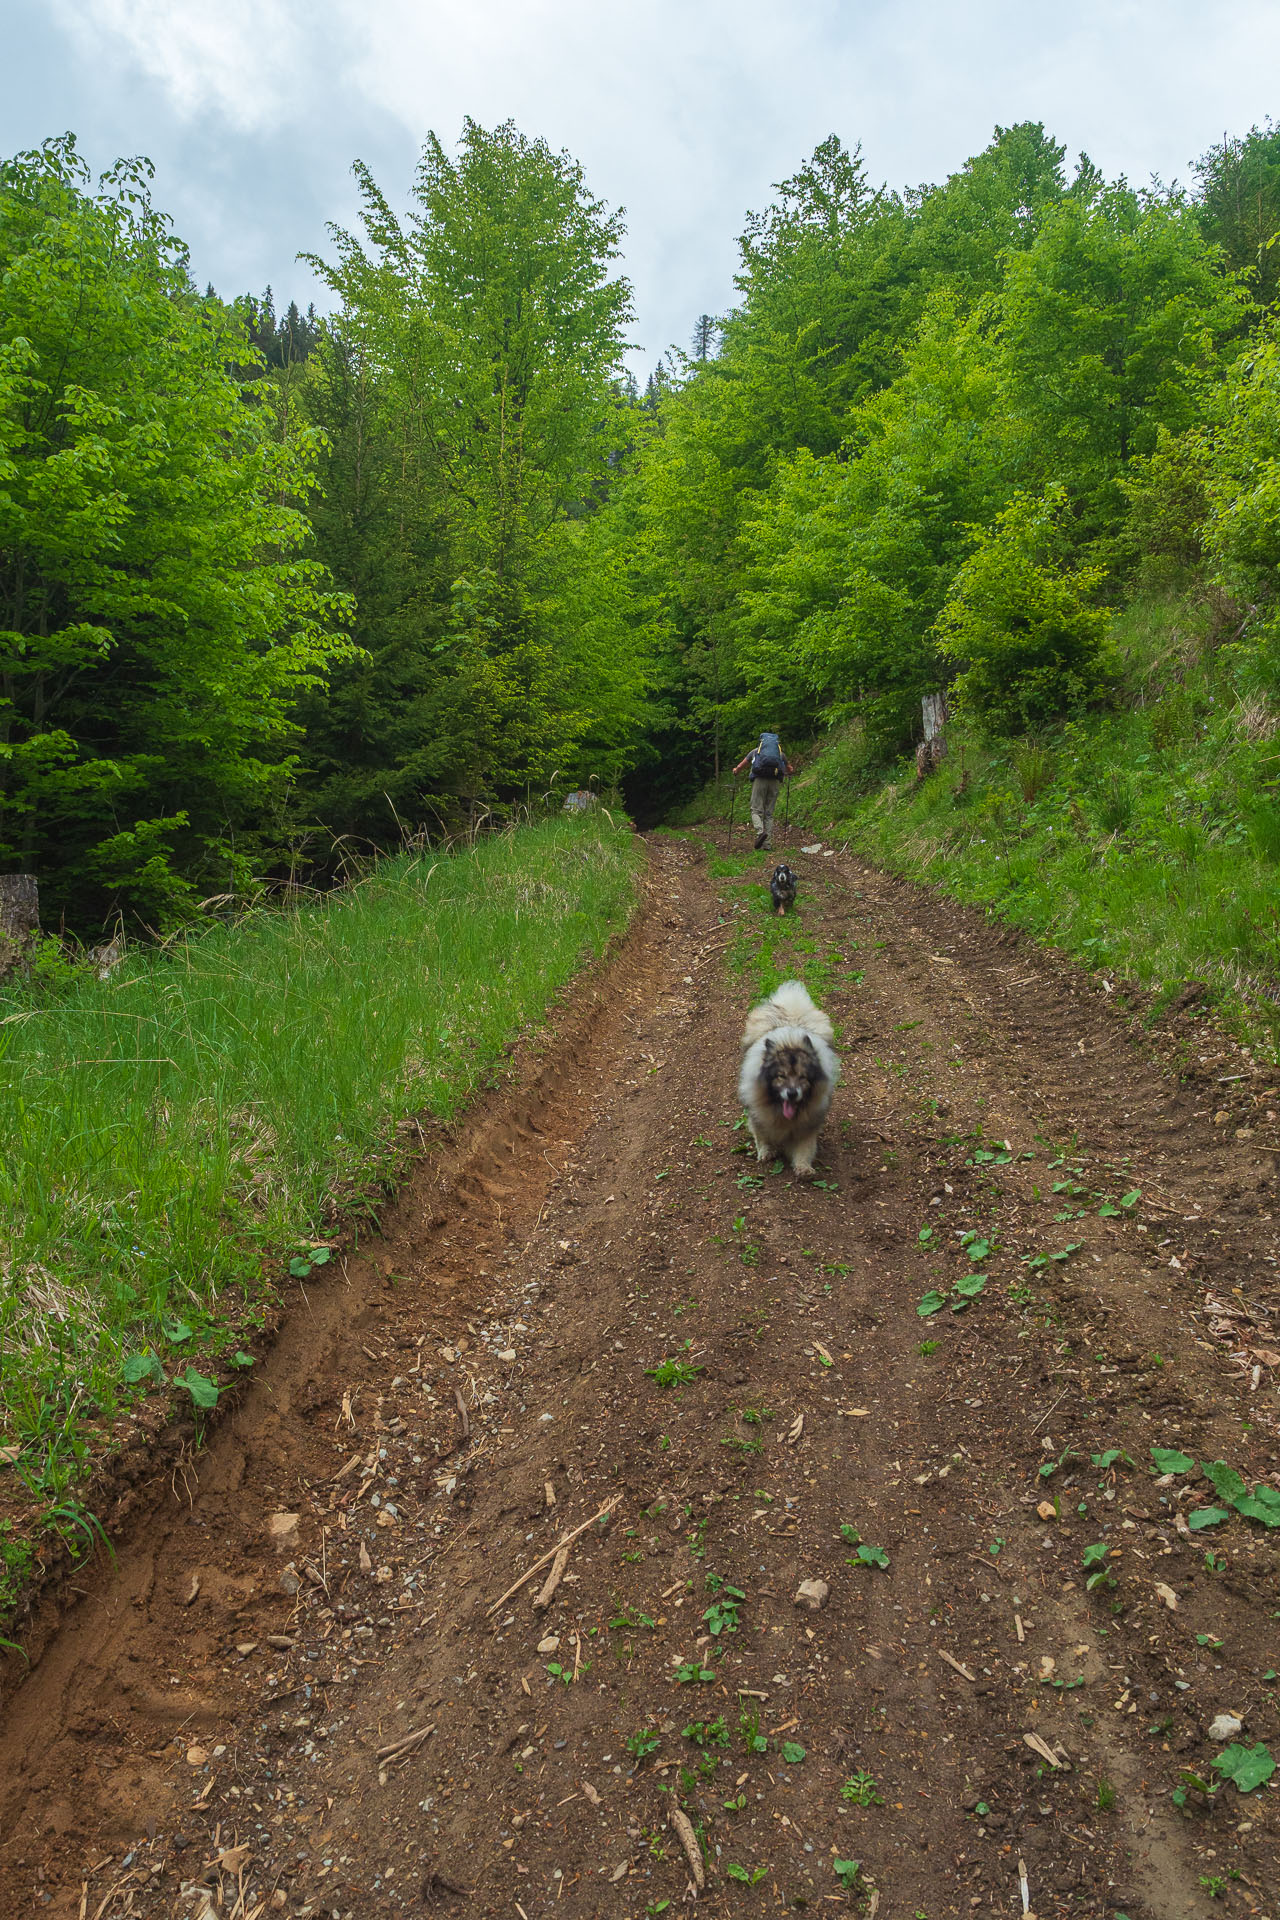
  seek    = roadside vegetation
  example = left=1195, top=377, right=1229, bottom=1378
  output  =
left=0, top=814, right=640, bottom=1613
left=787, top=591, right=1280, bottom=1052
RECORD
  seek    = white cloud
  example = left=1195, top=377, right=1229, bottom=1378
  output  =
left=27, top=1, right=1280, bottom=365
left=50, top=0, right=315, bottom=131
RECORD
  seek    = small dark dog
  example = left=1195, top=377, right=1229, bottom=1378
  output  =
left=769, top=863, right=797, bottom=916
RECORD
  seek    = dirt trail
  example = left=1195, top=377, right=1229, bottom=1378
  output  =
left=2, top=831, right=1279, bottom=1920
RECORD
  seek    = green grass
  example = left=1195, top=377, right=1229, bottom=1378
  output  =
left=801, top=594, right=1280, bottom=1057
left=0, top=815, right=641, bottom=1568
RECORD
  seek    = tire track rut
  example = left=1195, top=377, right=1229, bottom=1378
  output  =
left=1, top=831, right=1277, bottom=1920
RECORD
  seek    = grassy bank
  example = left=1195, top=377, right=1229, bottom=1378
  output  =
left=0, top=815, right=641, bottom=1608
left=793, top=595, right=1280, bottom=1058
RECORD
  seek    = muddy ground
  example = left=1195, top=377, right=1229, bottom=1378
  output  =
left=1, top=829, right=1279, bottom=1920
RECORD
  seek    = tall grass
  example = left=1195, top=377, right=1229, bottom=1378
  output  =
left=0, top=816, right=641, bottom=1515
left=808, top=596, right=1280, bottom=1057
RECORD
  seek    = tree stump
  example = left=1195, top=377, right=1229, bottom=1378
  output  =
left=0, top=873, right=39, bottom=980
left=915, top=692, right=949, bottom=779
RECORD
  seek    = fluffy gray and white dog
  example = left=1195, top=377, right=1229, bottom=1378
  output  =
left=737, top=980, right=839, bottom=1176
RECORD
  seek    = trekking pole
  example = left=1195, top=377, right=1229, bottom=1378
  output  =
left=726, top=780, right=737, bottom=854
left=783, top=773, right=790, bottom=837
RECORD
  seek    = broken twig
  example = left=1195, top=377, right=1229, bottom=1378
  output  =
left=487, top=1497, right=621, bottom=1616
left=375, top=1723, right=436, bottom=1763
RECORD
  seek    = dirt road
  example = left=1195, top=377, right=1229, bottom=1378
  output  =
left=2, top=831, right=1278, bottom=1920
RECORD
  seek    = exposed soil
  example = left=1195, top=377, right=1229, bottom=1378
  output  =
left=2, top=829, right=1279, bottom=1920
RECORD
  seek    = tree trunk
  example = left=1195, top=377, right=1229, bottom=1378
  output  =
left=915, top=692, right=949, bottom=780
left=0, top=872, right=39, bottom=980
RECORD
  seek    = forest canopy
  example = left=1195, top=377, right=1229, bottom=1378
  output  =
left=5, top=116, right=1280, bottom=926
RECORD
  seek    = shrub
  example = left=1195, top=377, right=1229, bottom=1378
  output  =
left=936, top=489, right=1117, bottom=736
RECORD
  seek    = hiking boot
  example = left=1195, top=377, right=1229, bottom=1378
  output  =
left=754, top=830, right=767, bottom=850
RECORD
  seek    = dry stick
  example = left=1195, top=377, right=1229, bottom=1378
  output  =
left=1030, top=1388, right=1070, bottom=1435
left=668, top=1807, right=706, bottom=1892
left=535, top=1544, right=572, bottom=1612
left=938, top=1649, right=977, bottom=1683
left=375, top=1723, right=436, bottom=1763
left=453, top=1388, right=471, bottom=1441
left=486, top=1497, right=621, bottom=1616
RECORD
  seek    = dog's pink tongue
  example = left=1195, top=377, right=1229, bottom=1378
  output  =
left=782, top=1098, right=796, bottom=1120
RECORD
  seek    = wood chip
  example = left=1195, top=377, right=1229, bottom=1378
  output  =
left=581, top=1780, right=601, bottom=1807
left=1154, top=1581, right=1179, bottom=1611
left=1023, top=1732, right=1064, bottom=1769
left=938, top=1650, right=977, bottom=1682
left=813, top=1341, right=834, bottom=1367
left=534, top=1544, right=571, bottom=1611
left=668, top=1806, right=705, bottom=1891
left=183, top=1574, right=200, bottom=1606
left=545, top=1481, right=556, bottom=1507
left=1014, top=1614, right=1025, bottom=1644
left=332, top=1450, right=364, bottom=1483
left=785, top=1412, right=805, bottom=1444
left=359, top=1541, right=372, bottom=1572
left=209, top=1844, right=251, bottom=1875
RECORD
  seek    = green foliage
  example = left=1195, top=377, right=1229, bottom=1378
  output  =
left=1194, top=121, right=1280, bottom=305
left=937, top=490, right=1116, bottom=734
left=298, top=120, right=648, bottom=840
left=1212, top=1742, right=1275, bottom=1793
left=0, top=136, right=351, bottom=928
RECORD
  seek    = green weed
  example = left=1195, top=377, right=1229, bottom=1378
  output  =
left=841, top=1770, right=883, bottom=1806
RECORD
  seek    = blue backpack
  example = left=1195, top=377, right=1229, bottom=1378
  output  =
left=752, top=732, right=785, bottom=779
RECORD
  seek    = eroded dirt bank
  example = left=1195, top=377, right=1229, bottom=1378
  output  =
left=1, top=831, right=1278, bottom=1920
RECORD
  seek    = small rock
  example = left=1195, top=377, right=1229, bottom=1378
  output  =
left=1036, top=1500, right=1057, bottom=1522
left=1209, top=1713, right=1243, bottom=1742
left=235, top=1642, right=258, bottom=1657
left=497, top=1349, right=517, bottom=1362
left=537, top=1635, right=561, bottom=1655
left=185, top=1746, right=208, bottom=1767
left=267, top=1512, right=300, bottom=1548
left=794, top=1578, right=829, bottom=1611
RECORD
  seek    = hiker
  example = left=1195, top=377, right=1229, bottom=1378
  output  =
left=732, top=732, right=791, bottom=850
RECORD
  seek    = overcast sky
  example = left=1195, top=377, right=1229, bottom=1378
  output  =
left=6, top=1, right=1280, bottom=372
